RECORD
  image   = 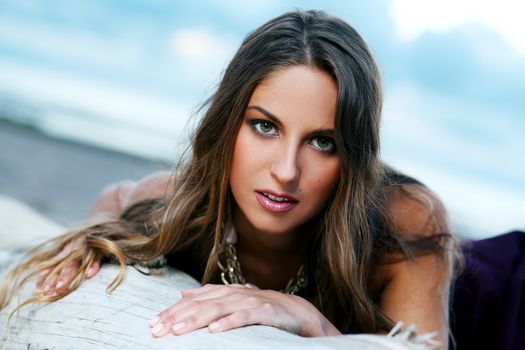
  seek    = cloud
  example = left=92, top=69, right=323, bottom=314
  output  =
left=391, top=0, right=525, bottom=55
left=0, top=57, right=194, bottom=159
left=382, top=82, right=525, bottom=237
left=168, top=27, right=240, bottom=95
left=170, top=28, right=236, bottom=61
left=389, top=155, right=525, bottom=239
left=382, top=82, right=524, bottom=181
left=386, top=21, right=525, bottom=117
left=0, top=15, right=145, bottom=71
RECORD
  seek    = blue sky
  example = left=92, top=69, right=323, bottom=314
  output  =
left=0, top=0, right=523, bottom=237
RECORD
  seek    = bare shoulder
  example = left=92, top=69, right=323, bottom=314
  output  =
left=384, top=181, right=450, bottom=239
left=377, top=181, right=454, bottom=346
left=125, top=171, right=176, bottom=204
left=88, top=171, right=175, bottom=222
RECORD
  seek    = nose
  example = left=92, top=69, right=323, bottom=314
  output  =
left=270, top=141, right=300, bottom=184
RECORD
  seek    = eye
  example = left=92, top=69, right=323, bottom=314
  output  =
left=310, top=136, right=336, bottom=153
left=250, top=120, right=278, bottom=136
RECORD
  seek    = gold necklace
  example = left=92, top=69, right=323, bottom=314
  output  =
left=217, top=227, right=307, bottom=295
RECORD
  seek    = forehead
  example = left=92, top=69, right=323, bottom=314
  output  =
left=248, top=65, right=338, bottom=128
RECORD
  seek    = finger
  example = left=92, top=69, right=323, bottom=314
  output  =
left=57, top=264, right=81, bottom=290
left=52, top=237, right=84, bottom=263
left=54, top=278, right=69, bottom=292
left=151, top=295, right=228, bottom=336
left=181, top=283, right=222, bottom=296
left=244, top=283, right=259, bottom=289
left=167, top=293, right=263, bottom=336
left=150, top=300, right=199, bottom=338
left=208, top=309, right=257, bottom=333
left=210, top=301, right=298, bottom=334
left=150, top=322, right=174, bottom=338
left=172, top=288, right=251, bottom=320
left=170, top=300, right=230, bottom=335
left=35, top=269, right=51, bottom=288
left=152, top=298, right=201, bottom=332
left=181, top=283, right=246, bottom=297
left=37, top=262, right=77, bottom=293
left=54, top=241, right=75, bottom=261
left=41, top=269, right=60, bottom=292
left=86, top=259, right=101, bottom=278
left=151, top=286, right=257, bottom=336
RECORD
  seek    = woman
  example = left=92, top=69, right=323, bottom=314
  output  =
left=0, top=9, right=458, bottom=347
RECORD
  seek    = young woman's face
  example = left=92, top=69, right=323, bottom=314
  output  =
left=230, top=65, right=341, bottom=238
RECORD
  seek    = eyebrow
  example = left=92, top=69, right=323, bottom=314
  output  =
left=246, top=105, right=335, bottom=136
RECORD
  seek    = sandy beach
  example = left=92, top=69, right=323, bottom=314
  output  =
left=0, top=119, right=170, bottom=227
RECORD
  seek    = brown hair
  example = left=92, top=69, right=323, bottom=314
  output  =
left=0, top=10, right=459, bottom=334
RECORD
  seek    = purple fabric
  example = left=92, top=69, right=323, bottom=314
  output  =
left=451, top=231, right=525, bottom=350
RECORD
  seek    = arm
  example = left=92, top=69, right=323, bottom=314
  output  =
left=87, top=171, right=175, bottom=223
left=377, top=184, right=454, bottom=348
left=148, top=284, right=342, bottom=338
left=36, top=171, right=175, bottom=292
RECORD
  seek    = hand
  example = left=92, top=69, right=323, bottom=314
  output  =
left=148, top=284, right=341, bottom=338
left=34, top=236, right=102, bottom=295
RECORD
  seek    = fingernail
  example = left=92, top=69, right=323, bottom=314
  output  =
left=56, top=281, right=64, bottom=289
left=44, top=285, right=50, bottom=292
left=208, top=322, right=220, bottom=331
left=87, top=267, right=94, bottom=275
left=149, top=316, right=160, bottom=327
left=151, top=323, right=164, bottom=334
left=172, top=322, right=185, bottom=332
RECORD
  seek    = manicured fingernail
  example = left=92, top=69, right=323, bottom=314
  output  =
left=151, top=323, right=164, bottom=334
left=172, top=322, right=186, bottom=332
left=208, top=322, right=220, bottom=331
left=149, top=316, right=160, bottom=327
left=56, top=281, right=64, bottom=289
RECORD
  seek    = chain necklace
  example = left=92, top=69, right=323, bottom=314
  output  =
left=217, top=226, right=307, bottom=295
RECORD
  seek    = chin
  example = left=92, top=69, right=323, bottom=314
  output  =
left=250, top=217, right=302, bottom=236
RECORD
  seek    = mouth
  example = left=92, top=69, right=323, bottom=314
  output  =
left=261, top=192, right=294, bottom=202
left=255, top=190, right=299, bottom=213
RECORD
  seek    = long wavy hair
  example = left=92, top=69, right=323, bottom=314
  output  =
left=0, top=10, right=458, bottom=334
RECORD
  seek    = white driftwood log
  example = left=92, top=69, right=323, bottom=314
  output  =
left=0, top=195, right=431, bottom=350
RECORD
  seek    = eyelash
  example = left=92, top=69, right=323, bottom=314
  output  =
left=249, top=119, right=278, bottom=136
left=248, top=119, right=337, bottom=154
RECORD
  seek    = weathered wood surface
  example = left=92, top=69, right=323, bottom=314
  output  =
left=0, top=195, right=429, bottom=350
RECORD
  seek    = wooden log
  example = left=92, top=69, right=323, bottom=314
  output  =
left=0, top=195, right=430, bottom=349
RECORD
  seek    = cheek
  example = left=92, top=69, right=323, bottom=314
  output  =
left=230, top=138, right=244, bottom=189
left=309, top=160, right=341, bottom=202
left=230, top=126, right=261, bottom=189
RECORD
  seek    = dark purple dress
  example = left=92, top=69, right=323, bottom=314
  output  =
left=451, top=231, right=525, bottom=350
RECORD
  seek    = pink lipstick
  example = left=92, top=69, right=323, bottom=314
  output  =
left=255, top=190, right=298, bottom=213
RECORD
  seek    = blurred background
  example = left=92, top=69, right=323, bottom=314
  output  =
left=0, top=0, right=523, bottom=238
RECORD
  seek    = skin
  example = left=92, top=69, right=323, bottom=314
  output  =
left=35, top=173, right=174, bottom=293
left=36, top=66, right=450, bottom=347
left=149, top=65, right=343, bottom=337
left=230, top=65, right=341, bottom=290
left=375, top=185, right=450, bottom=346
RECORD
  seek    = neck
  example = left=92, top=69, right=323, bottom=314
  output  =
left=232, top=208, right=307, bottom=290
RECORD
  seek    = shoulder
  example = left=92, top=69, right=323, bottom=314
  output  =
left=373, top=170, right=453, bottom=285
left=87, top=171, right=175, bottom=223
left=384, top=180, right=450, bottom=239
left=122, top=171, right=176, bottom=205
left=373, top=170, right=455, bottom=343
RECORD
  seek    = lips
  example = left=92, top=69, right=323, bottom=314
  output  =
left=255, top=190, right=298, bottom=213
